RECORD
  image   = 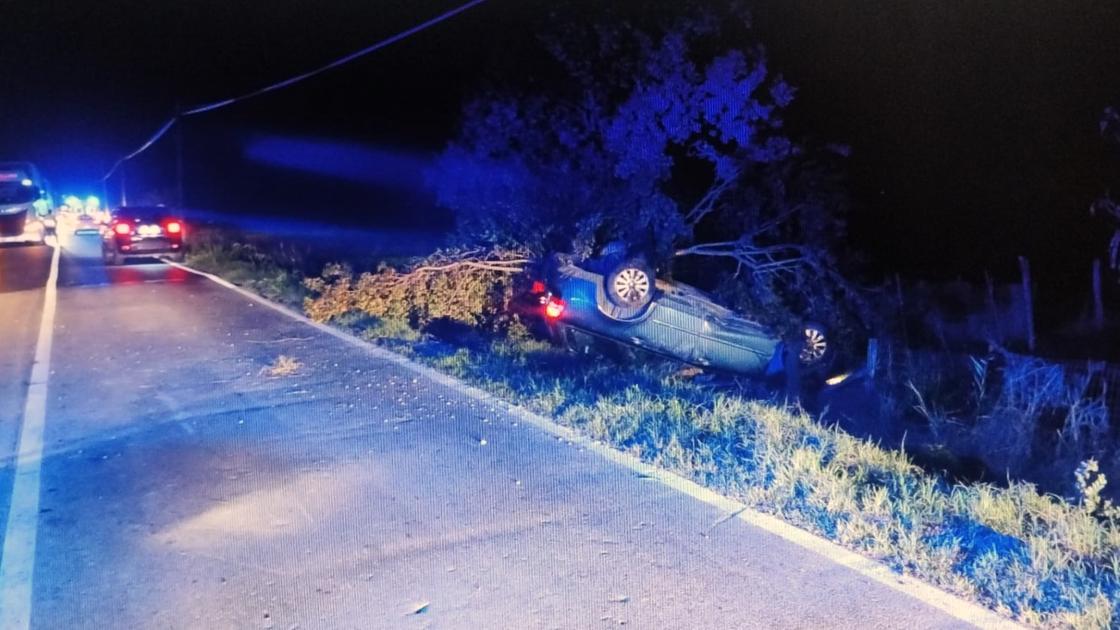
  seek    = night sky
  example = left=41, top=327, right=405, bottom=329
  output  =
left=2, top=1, right=1119, bottom=293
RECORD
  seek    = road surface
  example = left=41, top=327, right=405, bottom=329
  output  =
left=0, top=235, right=986, bottom=628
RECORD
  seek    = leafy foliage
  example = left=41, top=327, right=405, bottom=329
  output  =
left=429, top=7, right=864, bottom=335
left=303, top=248, right=529, bottom=333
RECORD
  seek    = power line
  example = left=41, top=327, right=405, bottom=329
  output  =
left=102, top=0, right=486, bottom=181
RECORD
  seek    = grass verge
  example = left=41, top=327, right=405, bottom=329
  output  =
left=355, top=323, right=1120, bottom=628
left=184, top=225, right=309, bottom=307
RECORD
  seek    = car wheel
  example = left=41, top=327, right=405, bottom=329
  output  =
left=605, top=258, right=655, bottom=310
left=103, top=248, right=122, bottom=266
left=167, top=250, right=185, bottom=263
left=797, top=323, right=830, bottom=367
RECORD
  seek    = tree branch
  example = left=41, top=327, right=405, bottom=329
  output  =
left=409, top=259, right=529, bottom=274
left=673, top=240, right=810, bottom=277
left=684, top=172, right=738, bottom=226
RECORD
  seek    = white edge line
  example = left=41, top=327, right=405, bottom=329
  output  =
left=0, top=243, right=61, bottom=629
left=167, top=259, right=1025, bottom=630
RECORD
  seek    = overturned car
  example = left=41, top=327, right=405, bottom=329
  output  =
left=529, top=252, right=840, bottom=383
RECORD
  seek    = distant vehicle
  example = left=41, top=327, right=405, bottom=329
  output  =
left=0, top=162, right=53, bottom=245
left=529, top=251, right=840, bottom=385
left=56, top=195, right=108, bottom=236
left=102, top=206, right=186, bottom=265
left=58, top=207, right=106, bottom=236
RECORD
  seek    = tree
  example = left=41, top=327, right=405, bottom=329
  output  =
left=428, top=8, right=863, bottom=334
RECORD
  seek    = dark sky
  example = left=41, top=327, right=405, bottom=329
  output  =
left=2, top=1, right=1118, bottom=290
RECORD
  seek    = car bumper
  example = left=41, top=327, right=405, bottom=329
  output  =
left=113, top=237, right=182, bottom=255
left=72, top=223, right=103, bottom=235
left=0, top=221, right=44, bottom=243
left=0, top=212, right=31, bottom=237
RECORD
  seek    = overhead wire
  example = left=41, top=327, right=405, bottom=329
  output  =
left=101, top=0, right=486, bottom=181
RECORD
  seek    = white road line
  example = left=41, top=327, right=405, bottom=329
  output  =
left=0, top=243, right=60, bottom=629
left=169, top=260, right=1024, bottom=630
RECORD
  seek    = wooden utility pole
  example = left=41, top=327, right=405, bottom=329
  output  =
left=1019, top=256, right=1036, bottom=353
left=175, top=103, right=184, bottom=210
left=120, top=163, right=129, bottom=207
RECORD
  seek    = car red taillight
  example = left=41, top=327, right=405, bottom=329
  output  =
left=544, top=296, right=565, bottom=319
left=530, top=280, right=546, bottom=294
left=165, top=221, right=182, bottom=234
left=113, top=222, right=131, bottom=235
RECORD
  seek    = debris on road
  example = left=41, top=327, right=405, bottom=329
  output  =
left=409, top=601, right=430, bottom=615
left=261, top=354, right=302, bottom=377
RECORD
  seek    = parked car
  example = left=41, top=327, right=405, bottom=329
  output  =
left=529, top=252, right=843, bottom=386
left=102, top=206, right=186, bottom=265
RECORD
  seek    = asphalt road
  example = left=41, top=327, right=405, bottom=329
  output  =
left=0, top=235, right=983, bottom=629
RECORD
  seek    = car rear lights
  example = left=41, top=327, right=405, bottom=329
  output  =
left=165, top=221, right=182, bottom=234
left=544, top=296, right=565, bottom=319
left=530, top=280, right=546, bottom=294
left=113, top=222, right=131, bottom=235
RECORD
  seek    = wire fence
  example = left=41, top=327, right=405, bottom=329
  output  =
left=866, top=339, right=1120, bottom=426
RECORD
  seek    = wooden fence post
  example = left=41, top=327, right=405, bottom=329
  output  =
left=985, top=270, right=1003, bottom=344
left=1019, top=256, right=1036, bottom=353
left=895, top=274, right=910, bottom=347
left=866, top=338, right=878, bottom=382
left=1094, top=258, right=1105, bottom=332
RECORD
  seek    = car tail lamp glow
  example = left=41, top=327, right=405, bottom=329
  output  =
left=545, top=296, right=565, bottom=319
left=113, top=222, right=131, bottom=235
left=530, top=280, right=545, bottom=294
left=165, top=221, right=182, bottom=234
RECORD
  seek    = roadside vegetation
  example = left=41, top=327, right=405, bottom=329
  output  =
left=183, top=225, right=310, bottom=307
left=184, top=216, right=1120, bottom=627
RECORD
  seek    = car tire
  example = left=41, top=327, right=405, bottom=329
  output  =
left=795, top=322, right=832, bottom=371
left=167, top=250, right=185, bottom=263
left=605, top=258, right=655, bottom=310
left=103, top=248, right=122, bottom=266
